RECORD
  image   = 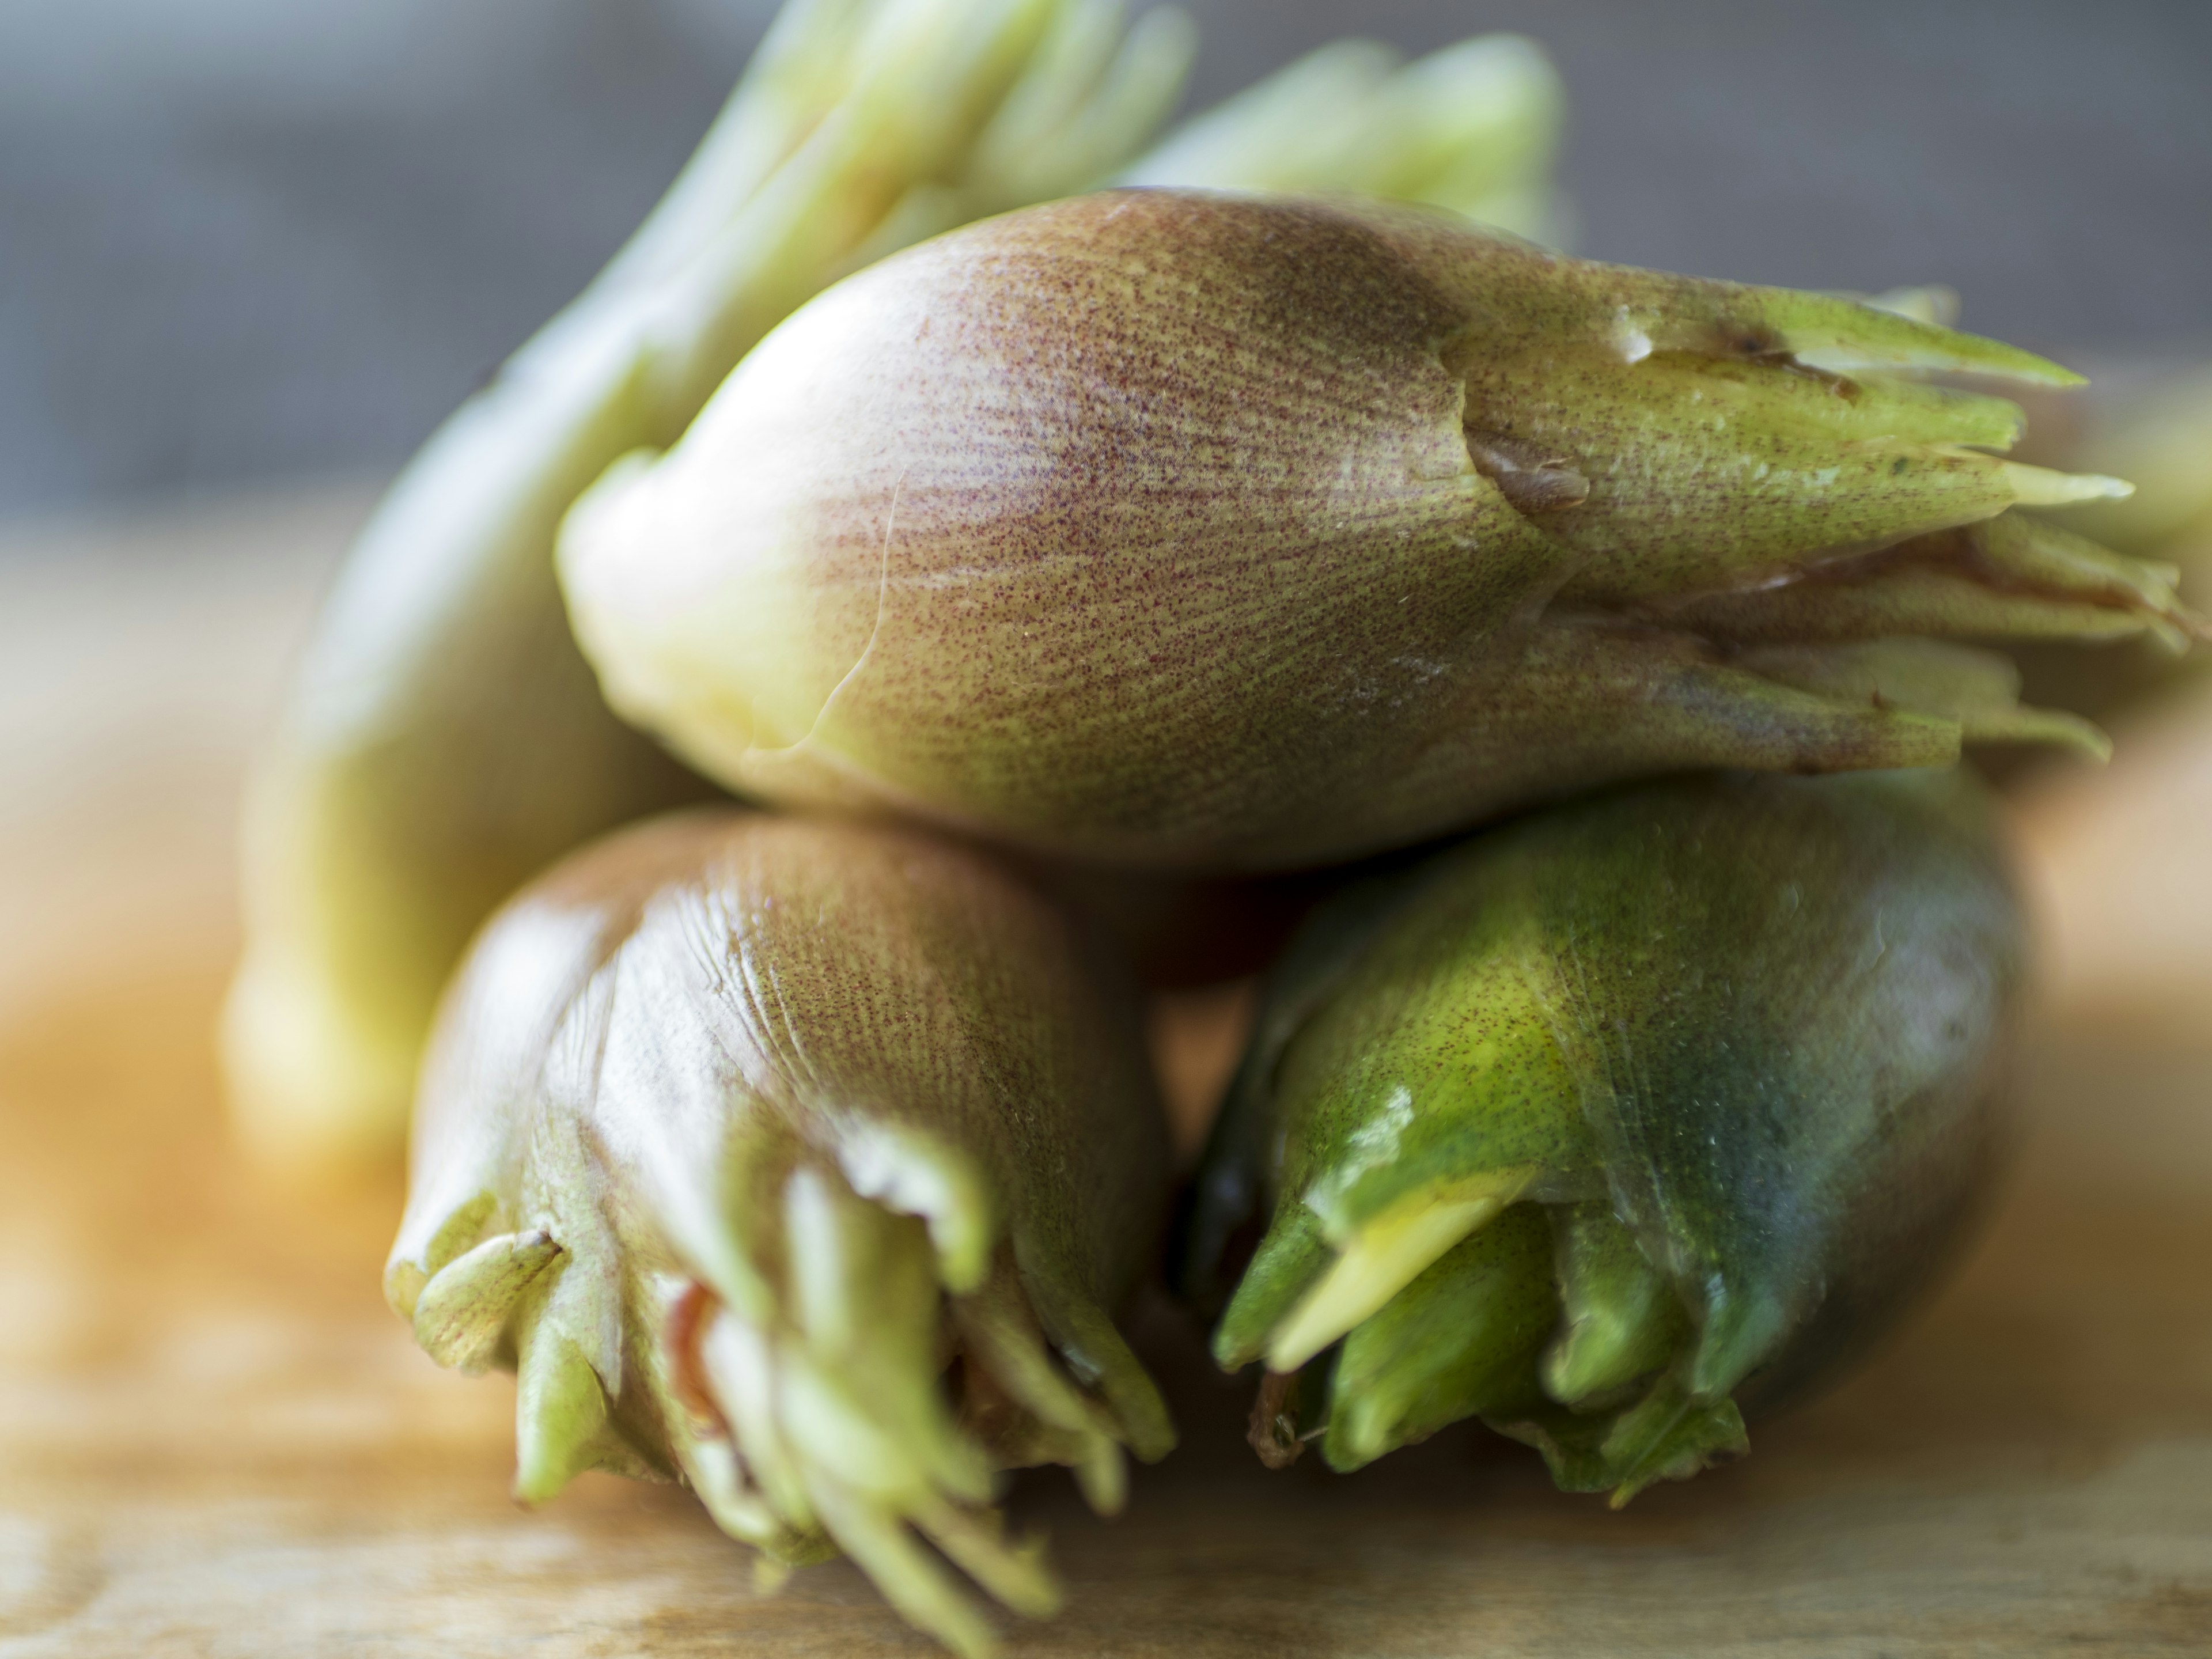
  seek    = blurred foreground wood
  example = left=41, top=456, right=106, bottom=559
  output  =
left=2, top=492, right=2210, bottom=1656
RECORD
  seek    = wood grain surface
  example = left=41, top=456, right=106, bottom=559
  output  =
left=2, top=492, right=2209, bottom=1657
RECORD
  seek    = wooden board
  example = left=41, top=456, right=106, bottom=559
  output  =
left=2, top=491, right=2209, bottom=1656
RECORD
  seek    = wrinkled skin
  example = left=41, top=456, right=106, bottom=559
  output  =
left=384, top=812, right=1171, bottom=1659
left=562, top=189, right=2188, bottom=873
left=1180, top=769, right=2020, bottom=1499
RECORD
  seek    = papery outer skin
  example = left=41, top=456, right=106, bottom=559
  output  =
left=559, top=188, right=2169, bottom=874
left=386, top=809, right=1171, bottom=1656
left=1183, top=768, right=2021, bottom=1491
left=562, top=190, right=1548, bottom=868
left=388, top=809, right=1169, bottom=1370
left=222, top=4, right=1572, bottom=1170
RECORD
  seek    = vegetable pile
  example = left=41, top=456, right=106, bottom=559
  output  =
left=225, top=2, right=2199, bottom=1653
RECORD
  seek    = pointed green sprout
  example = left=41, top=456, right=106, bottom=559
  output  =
left=1180, top=768, right=2020, bottom=1501
left=224, top=0, right=1569, bottom=1172
left=559, top=189, right=2193, bottom=874
left=2044, top=361, right=2212, bottom=563
left=385, top=811, right=1172, bottom=1658
left=2005, top=359, right=2212, bottom=720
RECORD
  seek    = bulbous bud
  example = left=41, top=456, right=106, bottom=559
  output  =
left=384, top=811, right=1172, bottom=1659
left=1179, top=769, right=2020, bottom=1499
left=562, top=188, right=2186, bottom=872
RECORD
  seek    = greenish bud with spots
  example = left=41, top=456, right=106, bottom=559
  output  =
left=384, top=810, right=1172, bottom=1659
left=560, top=188, right=2190, bottom=873
left=1181, top=768, right=2019, bottom=1502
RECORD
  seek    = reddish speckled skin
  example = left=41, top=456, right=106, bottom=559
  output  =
left=575, top=193, right=1555, bottom=863
left=562, top=191, right=2162, bottom=871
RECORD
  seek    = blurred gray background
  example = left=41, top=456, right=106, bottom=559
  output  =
left=3, top=0, right=2209, bottom=523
